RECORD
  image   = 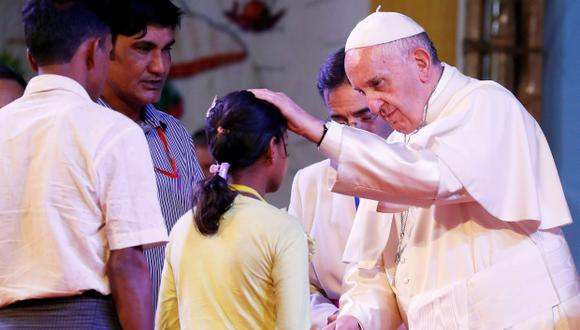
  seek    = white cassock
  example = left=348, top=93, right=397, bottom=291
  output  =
left=320, top=64, right=580, bottom=329
left=288, top=159, right=359, bottom=329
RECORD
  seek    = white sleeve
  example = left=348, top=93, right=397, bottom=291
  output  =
left=319, top=122, right=471, bottom=207
left=95, top=125, right=167, bottom=250
left=339, top=258, right=404, bottom=330
left=287, top=170, right=304, bottom=221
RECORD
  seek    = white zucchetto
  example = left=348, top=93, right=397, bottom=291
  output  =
left=345, top=11, right=425, bottom=51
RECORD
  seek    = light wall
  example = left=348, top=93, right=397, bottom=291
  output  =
left=370, top=0, right=458, bottom=65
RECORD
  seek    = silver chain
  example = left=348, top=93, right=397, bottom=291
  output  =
left=393, top=68, right=444, bottom=266
left=395, top=210, right=409, bottom=264
left=395, top=132, right=412, bottom=264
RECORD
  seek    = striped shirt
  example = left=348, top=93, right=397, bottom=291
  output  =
left=97, top=99, right=205, bottom=309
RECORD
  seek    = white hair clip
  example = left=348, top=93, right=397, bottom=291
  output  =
left=209, top=162, right=230, bottom=180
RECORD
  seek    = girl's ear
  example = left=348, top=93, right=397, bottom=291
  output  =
left=262, top=136, right=277, bottom=165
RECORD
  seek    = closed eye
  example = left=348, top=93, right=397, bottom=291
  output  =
left=132, top=41, right=156, bottom=54
left=368, top=78, right=384, bottom=88
left=163, top=40, right=176, bottom=52
left=353, top=108, right=378, bottom=122
left=354, top=88, right=365, bottom=96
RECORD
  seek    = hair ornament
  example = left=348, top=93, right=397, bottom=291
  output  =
left=209, top=162, right=230, bottom=180
left=206, top=95, right=218, bottom=118
left=216, top=126, right=230, bottom=135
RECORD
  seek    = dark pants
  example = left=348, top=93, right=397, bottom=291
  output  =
left=0, top=291, right=121, bottom=330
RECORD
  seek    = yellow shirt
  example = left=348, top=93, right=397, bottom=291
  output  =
left=155, top=194, right=310, bottom=330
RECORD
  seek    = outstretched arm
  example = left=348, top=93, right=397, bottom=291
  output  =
left=250, top=89, right=325, bottom=144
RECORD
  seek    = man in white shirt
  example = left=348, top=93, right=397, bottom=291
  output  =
left=253, top=11, right=579, bottom=330
left=0, top=1, right=167, bottom=329
left=288, top=47, right=392, bottom=329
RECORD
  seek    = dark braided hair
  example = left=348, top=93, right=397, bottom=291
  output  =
left=193, top=90, right=287, bottom=235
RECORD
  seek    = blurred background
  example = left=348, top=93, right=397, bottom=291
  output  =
left=1, top=0, right=578, bottom=266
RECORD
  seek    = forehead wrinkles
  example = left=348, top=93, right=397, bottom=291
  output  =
left=345, top=46, right=397, bottom=89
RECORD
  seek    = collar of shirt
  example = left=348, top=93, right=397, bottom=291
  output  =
left=96, top=98, right=167, bottom=133
left=425, top=62, right=454, bottom=125
left=25, top=74, right=92, bottom=101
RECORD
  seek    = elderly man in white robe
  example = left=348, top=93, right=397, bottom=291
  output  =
left=252, top=10, right=580, bottom=330
left=288, top=47, right=393, bottom=329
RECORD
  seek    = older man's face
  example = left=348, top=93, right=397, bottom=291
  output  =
left=345, top=45, right=428, bottom=134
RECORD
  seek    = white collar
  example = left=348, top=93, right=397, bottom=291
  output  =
left=425, top=62, right=454, bottom=125
left=25, top=74, right=91, bottom=101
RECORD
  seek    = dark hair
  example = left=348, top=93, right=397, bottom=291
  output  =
left=109, top=0, right=182, bottom=43
left=316, top=47, right=347, bottom=97
left=0, top=66, right=27, bottom=89
left=193, top=90, right=287, bottom=235
left=22, top=0, right=111, bottom=66
left=192, top=128, right=208, bottom=148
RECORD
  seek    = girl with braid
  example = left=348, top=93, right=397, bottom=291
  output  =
left=156, top=90, right=310, bottom=330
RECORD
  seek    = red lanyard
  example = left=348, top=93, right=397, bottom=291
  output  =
left=154, top=127, right=179, bottom=179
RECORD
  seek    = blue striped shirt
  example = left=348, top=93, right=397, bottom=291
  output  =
left=98, top=100, right=205, bottom=309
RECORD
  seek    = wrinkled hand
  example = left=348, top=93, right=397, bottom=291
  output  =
left=249, top=88, right=324, bottom=144
left=323, top=315, right=361, bottom=330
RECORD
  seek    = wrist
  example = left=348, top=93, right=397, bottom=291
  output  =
left=296, top=117, right=325, bottom=144
left=316, top=121, right=329, bottom=147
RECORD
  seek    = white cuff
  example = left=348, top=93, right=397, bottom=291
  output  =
left=318, top=121, right=342, bottom=162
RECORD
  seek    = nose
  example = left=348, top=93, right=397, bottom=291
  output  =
left=149, top=51, right=167, bottom=74
left=368, top=97, right=384, bottom=114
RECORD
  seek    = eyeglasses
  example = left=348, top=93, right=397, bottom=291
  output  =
left=330, top=110, right=379, bottom=127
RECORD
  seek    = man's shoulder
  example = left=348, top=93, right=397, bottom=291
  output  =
left=455, top=78, right=515, bottom=107
left=436, top=78, right=519, bottom=123
left=295, top=159, right=331, bottom=180
left=85, top=102, right=141, bottom=131
left=148, top=106, right=189, bottom=133
left=148, top=106, right=175, bottom=121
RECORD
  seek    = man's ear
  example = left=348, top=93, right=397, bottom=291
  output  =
left=26, top=49, right=38, bottom=72
left=84, top=38, right=101, bottom=71
left=412, top=47, right=432, bottom=83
